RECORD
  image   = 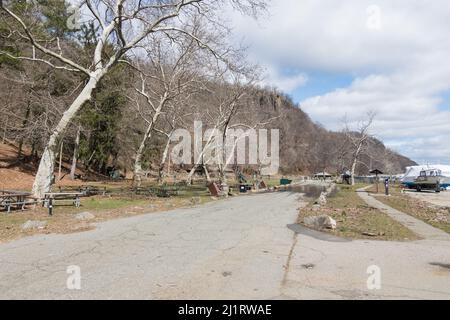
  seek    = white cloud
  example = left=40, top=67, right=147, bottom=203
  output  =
left=259, top=66, right=308, bottom=92
left=228, top=0, right=450, bottom=164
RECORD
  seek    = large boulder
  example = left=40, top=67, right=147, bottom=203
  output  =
left=190, top=197, right=202, bottom=205
left=318, top=192, right=328, bottom=205
left=22, top=220, right=47, bottom=230
left=75, top=212, right=95, bottom=221
left=304, top=215, right=337, bottom=230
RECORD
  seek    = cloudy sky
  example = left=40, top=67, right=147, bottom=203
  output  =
left=229, top=0, right=450, bottom=165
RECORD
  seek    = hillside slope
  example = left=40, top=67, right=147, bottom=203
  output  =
left=253, top=90, right=416, bottom=174
left=0, top=142, right=87, bottom=191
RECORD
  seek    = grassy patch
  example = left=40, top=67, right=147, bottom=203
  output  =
left=298, top=184, right=419, bottom=241
left=265, top=178, right=282, bottom=188
left=374, top=186, right=450, bottom=234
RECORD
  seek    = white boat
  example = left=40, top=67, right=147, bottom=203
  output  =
left=401, top=165, right=450, bottom=190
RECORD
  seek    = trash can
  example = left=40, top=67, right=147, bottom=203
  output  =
left=280, top=178, right=292, bottom=186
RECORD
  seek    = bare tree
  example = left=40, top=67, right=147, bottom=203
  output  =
left=0, top=0, right=266, bottom=198
left=153, top=90, right=197, bottom=183
left=185, top=63, right=275, bottom=189
left=343, top=112, right=376, bottom=185
left=130, top=33, right=207, bottom=187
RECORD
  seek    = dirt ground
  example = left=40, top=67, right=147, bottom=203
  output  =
left=0, top=142, right=87, bottom=191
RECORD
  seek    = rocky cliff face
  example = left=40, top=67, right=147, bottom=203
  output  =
left=252, top=90, right=416, bottom=175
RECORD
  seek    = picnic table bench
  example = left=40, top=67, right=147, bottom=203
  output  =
left=134, top=186, right=179, bottom=198
left=57, top=185, right=107, bottom=196
left=1, top=190, right=86, bottom=215
left=0, top=190, right=36, bottom=213
left=43, top=192, right=84, bottom=216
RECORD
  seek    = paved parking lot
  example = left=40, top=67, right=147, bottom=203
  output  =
left=406, top=190, right=450, bottom=207
left=0, top=191, right=449, bottom=300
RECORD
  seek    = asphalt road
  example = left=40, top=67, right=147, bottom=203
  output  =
left=405, top=190, right=450, bottom=207
left=0, top=191, right=449, bottom=300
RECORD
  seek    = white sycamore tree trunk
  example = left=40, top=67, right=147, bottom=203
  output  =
left=158, top=131, right=173, bottom=183
left=2, top=0, right=267, bottom=199
left=350, top=138, right=365, bottom=186
left=70, top=126, right=81, bottom=180
left=186, top=128, right=217, bottom=184
left=32, top=72, right=104, bottom=198
left=350, top=153, right=359, bottom=186
left=133, top=124, right=153, bottom=188
left=133, top=97, right=166, bottom=187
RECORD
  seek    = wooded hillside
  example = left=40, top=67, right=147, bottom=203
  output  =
left=0, top=0, right=415, bottom=194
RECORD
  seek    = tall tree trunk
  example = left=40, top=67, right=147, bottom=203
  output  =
left=204, top=165, right=211, bottom=183
left=32, top=73, right=103, bottom=198
left=58, top=140, right=64, bottom=181
left=30, top=139, right=36, bottom=160
left=18, top=101, right=31, bottom=159
left=70, top=126, right=81, bottom=180
left=187, top=162, right=213, bottom=185
left=186, top=165, right=198, bottom=185
left=186, top=129, right=217, bottom=185
left=350, top=143, right=363, bottom=186
left=158, top=133, right=172, bottom=183
left=351, top=157, right=357, bottom=186
left=133, top=123, right=153, bottom=188
left=132, top=98, right=166, bottom=187
left=218, top=132, right=230, bottom=193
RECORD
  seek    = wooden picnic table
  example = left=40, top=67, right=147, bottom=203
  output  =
left=0, top=190, right=35, bottom=213
left=57, top=185, right=107, bottom=196
left=43, top=192, right=84, bottom=216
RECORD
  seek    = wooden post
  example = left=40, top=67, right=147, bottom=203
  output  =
left=376, top=173, right=379, bottom=193
left=48, top=197, right=53, bottom=216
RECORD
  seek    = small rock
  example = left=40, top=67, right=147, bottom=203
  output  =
left=318, top=192, right=328, bottom=205
left=190, top=197, right=201, bottom=205
left=222, top=271, right=232, bottom=277
left=304, top=215, right=337, bottom=230
left=362, top=232, right=378, bottom=237
left=22, top=220, right=47, bottom=231
left=75, top=212, right=95, bottom=221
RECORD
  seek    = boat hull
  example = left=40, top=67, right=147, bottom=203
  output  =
left=403, top=176, right=450, bottom=190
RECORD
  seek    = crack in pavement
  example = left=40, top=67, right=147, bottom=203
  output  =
left=0, top=192, right=302, bottom=299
